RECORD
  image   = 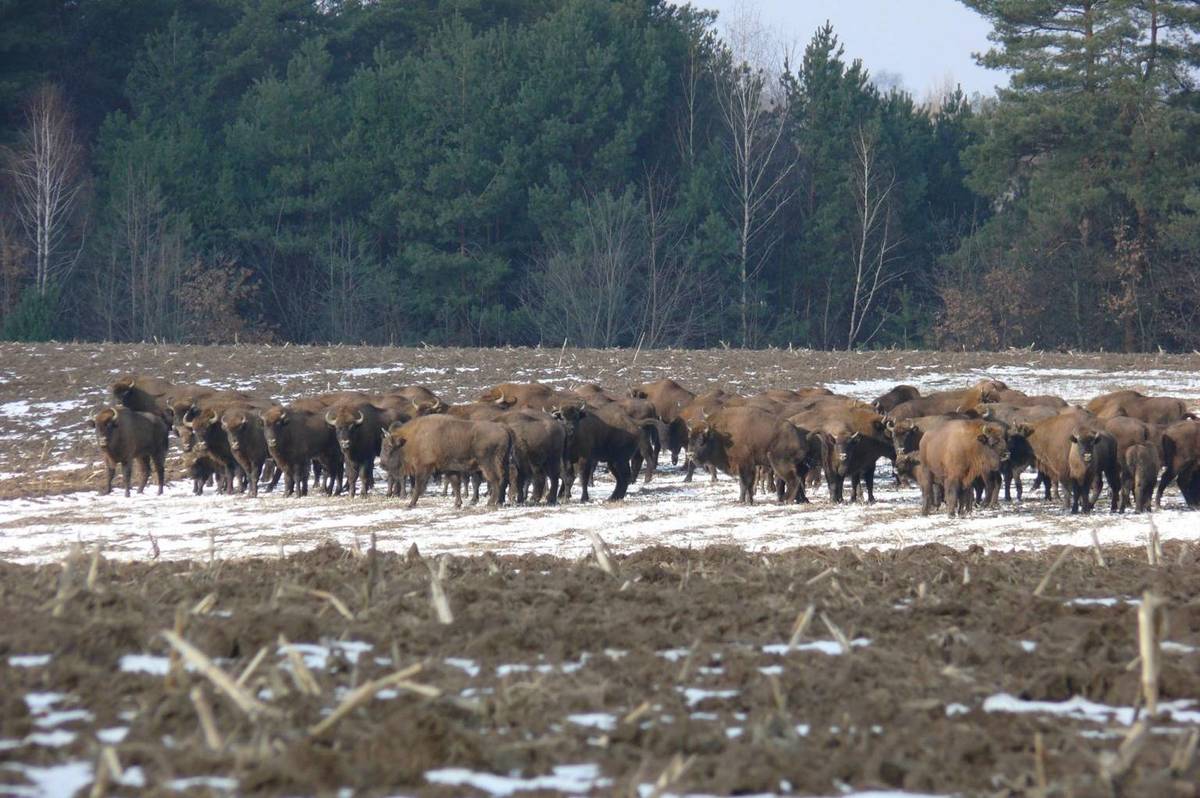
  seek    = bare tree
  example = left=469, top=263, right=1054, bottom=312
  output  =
left=325, top=220, right=377, bottom=343
left=846, top=128, right=904, bottom=350
left=522, top=190, right=643, bottom=348
left=637, top=170, right=702, bottom=348
left=4, top=85, right=86, bottom=298
left=712, top=3, right=796, bottom=347
left=107, top=160, right=188, bottom=340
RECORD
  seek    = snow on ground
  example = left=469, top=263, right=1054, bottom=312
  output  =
left=2, top=366, right=1200, bottom=564
left=0, top=459, right=1196, bottom=564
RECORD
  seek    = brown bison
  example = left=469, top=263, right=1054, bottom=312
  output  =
left=789, top=403, right=891, bottom=503
left=1157, top=420, right=1200, bottom=508
left=887, top=380, right=1007, bottom=420
left=220, top=408, right=276, bottom=497
left=916, top=420, right=1008, bottom=516
left=92, top=407, right=169, bottom=497
left=324, top=401, right=392, bottom=497
left=553, top=402, right=653, bottom=502
left=1124, top=442, right=1162, bottom=513
left=382, top=415, right=514, bottom=508
left=479, top=382, right=563, bottom=411
left=688, top=406, right=818, bottom=504
left=630, top=379, right=694, bottom=465
left=497, top=409, right=567, bottom=504
left=1026, top=410, right=1119, bottom=514
left=1087, top=390, right=1193, bottom=426
left=263, top=405, right=342, bottom=497
left=872, top=385, right=921, bottom=414
left=110, top=375, right=175, bottom=415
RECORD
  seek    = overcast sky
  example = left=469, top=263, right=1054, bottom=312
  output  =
left=694, top=0, right=1004, bottom=98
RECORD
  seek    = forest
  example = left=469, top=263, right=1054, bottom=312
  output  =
left=1, top=0, right=1198, bottom=351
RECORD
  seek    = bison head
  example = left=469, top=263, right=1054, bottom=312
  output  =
left=379, top=423, right=407, bottom=477
left=686, top=422, right=719, bottom=465
left=93, top=408, right=119, bottom=449
left=110, top=377, right=135, bottom=403
left=552, top=402, right=587, bottom=426
left=413, top=399, right=445, bottom=417
left=326, top=407, right=366, bottom=451
left=1069, top=429, right=1102, bottom=464
left=891, top=420, right=920, bottom=455
left=977, top=422, right=1009, bottom=461
left=263, top=409, right=287, bottom=450
left=189, top=410, right=220, bottom=453
left=220, top=410, right=254, bottom=451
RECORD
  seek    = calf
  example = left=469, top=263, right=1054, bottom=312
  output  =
left=92, top=407, right=168, bottom=497
left=1124, top=442, right=1162, bottom=513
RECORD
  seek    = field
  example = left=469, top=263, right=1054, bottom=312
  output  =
left=2, top=342, right=1200, bottom=797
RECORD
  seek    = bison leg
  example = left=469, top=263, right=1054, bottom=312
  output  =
left=407, top=470, right=428, bottom=508
left=683, top=457, right=695, bottom=482
left=944, top=480, right=960, bottom=516
left=608, top=458, right=631, bottom=502
left=1155, top=467, right=1175, bottom=508
left=736, top=465, right=755, bottom=504
left=136, top=456, right=150, bottom=493
left=579, top=459, right=596, bottom=503
left=153, top=452, right=166, bottom=495
left=102, top=462, right=115, bottom=495
left=864, top=465, right=877, bottom=503
left=265, top=462, right=281, bottom=493
left=121, top=461, right=134, bottom=497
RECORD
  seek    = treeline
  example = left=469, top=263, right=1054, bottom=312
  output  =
left=1, top=0, right=1198, bottom=351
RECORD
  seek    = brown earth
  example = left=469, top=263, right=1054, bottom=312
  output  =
left=3, top=341, right=1200, bottom=500
left=2, top=542, right=1199, bottom=796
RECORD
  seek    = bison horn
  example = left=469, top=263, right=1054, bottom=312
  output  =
left=354, top=410, right=365, bottom=426
left=325, top=410, right=336, bottom=426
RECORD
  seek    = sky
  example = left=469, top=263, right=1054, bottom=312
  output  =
left=694, top=0, right=1005, bottom=98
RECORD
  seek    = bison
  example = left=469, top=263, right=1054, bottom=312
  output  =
left=324, top=401, right=390, bottom=497
left=687, top=406, right=818, bottom=504
left=1026, top=410, right=1119, bottom=514
left=872, top=385, right=921, bottom=414
left=916, top=420, right=1008, bottom=516
left=220, top=407, right=276, bottom=497
left=497, top=409, right=567, bottom=504
left=1124, top=442, right=1162, bottom=513
left=92, top=407, right=169, bottom=497
left=263, top=405, right=342, bottom=497
left=1087, top=390, right=1193, bottom=426
left=382, top=415, right=514, bottom=508
left=553, top=402, right=654, bottom=502
left=1157, top=420, right=1200, bottom=508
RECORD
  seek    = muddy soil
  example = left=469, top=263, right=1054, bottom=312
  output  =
left=2, top=542, right=1198, bottom=796
left=3, top=341, right=1200, bottom=499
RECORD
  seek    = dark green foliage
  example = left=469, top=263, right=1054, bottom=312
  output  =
left=2, top=287, right=60, bottom=341
left=4, top=0, right=1192, bottom=350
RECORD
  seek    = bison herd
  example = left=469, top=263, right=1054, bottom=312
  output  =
left=90, top=374, right=1200, bottom=516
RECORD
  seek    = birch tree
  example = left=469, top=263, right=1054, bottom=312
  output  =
left=5, top=85, right=85, bottom=298
left=846, top=128, right=903, bottom=350
left=712, top=3, right=795, bottom=347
